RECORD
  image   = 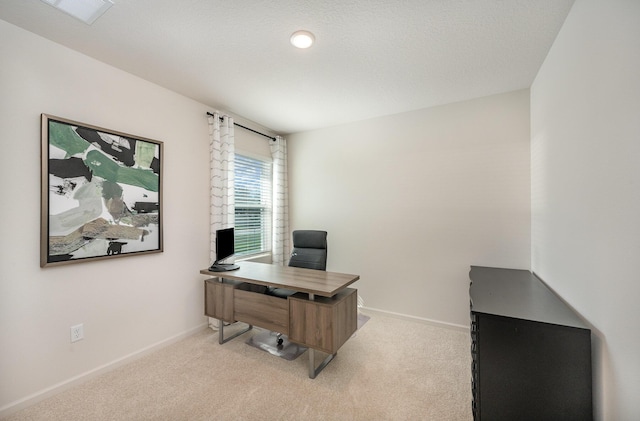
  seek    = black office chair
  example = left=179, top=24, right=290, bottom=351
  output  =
left=268, top=230, right=327, bottom=346
left=269, top=230, right=328, bottom=300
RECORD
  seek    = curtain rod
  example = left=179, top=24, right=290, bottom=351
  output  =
left=206, top=112, right=276, bottom=141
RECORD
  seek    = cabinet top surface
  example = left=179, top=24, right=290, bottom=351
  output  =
left=469, top=266, right=589, bottom=330
left=200, top=261, right=359, bottom=297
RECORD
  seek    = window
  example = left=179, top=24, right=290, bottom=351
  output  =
left=234, top=153, right=272, bottom=257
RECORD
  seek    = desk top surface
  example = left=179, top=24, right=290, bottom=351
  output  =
left=200, top=261, right=360, bottom=297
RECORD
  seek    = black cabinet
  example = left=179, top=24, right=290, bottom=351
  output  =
left=469, top=266, right=592, bottom=420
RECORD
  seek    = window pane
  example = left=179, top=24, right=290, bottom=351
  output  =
left=234, top=154, right=272, bottom=256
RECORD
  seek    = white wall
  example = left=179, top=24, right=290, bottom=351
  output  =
left=531, top=0, right=640, bottom=419
left=0, top=20, right=213, bottom=413
left=288, top=90, right=531, bottom=327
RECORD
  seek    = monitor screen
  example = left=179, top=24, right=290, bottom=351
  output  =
left=215, top=227, right=235, bottom=263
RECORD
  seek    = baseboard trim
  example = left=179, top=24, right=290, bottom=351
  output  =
left=0, top=323, right=209, bottom=419
left=360, top=306, right=470, bottom=332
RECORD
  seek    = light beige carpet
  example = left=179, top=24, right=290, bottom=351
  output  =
left=5, top=312, right=472, bottom=420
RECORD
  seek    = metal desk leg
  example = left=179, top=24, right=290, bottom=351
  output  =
left=308, top=349, right=336, bottom=379
left=307, top=292, right=337, bottom=379
left=214, top=278, right=252, bottom=344
left=218, top=319, right=253, bottom=345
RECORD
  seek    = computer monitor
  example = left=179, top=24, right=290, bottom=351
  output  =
left=209, top=227, right=240, bottom=272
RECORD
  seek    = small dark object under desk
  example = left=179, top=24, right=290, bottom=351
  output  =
left=469, top=266, right=592, bottom=421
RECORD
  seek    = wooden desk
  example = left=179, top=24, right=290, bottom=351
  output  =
left=200, top=261, right=360, bottom=378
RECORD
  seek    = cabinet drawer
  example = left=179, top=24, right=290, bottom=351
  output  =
left=234, top=289, right=289, bottom=334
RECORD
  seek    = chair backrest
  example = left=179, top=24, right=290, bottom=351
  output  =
left=288, top=230, right=327, bottom=271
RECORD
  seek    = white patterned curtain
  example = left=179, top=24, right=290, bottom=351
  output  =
left=207, top=113, right=235, bottom=329
left=208, top=113, right=235, bottom=261
left=270, top=135, right=290, bottom=265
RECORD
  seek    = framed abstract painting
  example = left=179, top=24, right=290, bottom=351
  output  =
left=41, top=114, right=163, bottom=267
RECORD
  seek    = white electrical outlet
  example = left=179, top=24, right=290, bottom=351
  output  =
left=70, top=324, right=84, bottom=343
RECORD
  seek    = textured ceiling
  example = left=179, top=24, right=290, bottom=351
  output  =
left=0, top=0, right=574, bottom=134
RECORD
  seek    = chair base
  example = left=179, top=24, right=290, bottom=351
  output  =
left=246, top=329, right=307, bottom=361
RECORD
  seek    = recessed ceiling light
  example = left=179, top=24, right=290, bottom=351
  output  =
left=290, top=30, right=315, bottom=49
left=40, top=0, right=114, bottom=25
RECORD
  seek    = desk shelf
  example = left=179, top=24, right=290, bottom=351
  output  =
left=204, top=278, right=240, bottom=323
left=288, top=288, right=357, bottom=354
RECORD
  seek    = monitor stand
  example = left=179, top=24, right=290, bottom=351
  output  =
left=208, top=263, right=240, bottom=272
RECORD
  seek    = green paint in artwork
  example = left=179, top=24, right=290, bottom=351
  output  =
left=118, top=167, right=159, bottom=192
left=135, top=142, right=157, bottom=169
left=84, top=149, right=159, bottom=192
left=85, top=150, right=119, bottom=182
left=49, top=121, right=90, bottom=157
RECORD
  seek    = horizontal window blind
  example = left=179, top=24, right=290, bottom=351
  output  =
left=234, top=154, right=272, bottom=256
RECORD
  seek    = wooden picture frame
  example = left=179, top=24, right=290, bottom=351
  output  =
left=41, top=114, right=163, bottom=267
